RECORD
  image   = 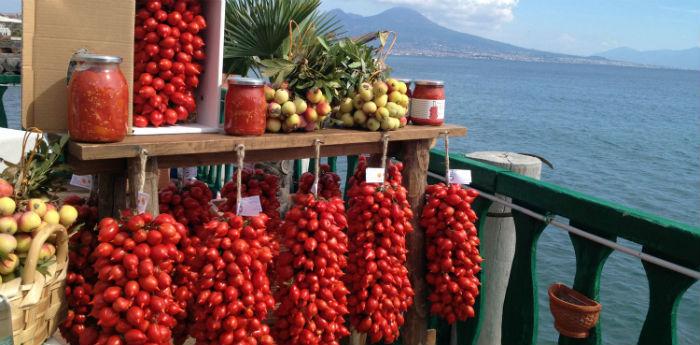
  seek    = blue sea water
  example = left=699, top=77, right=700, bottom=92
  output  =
left=3, top=56, right=699, bottom=344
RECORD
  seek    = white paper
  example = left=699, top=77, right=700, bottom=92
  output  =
left=238, top=196, right=263, bottom=216
left=69, top=174, right=93, bottom=190
left=0, top=296, right=13, bottom=345
left=183, top=167, right=198, bottom=180
left=365, top=168, right=385, bottom=183
left=137, top=193, right=150, bottom=214
left=448, top=169, right=472, bottom=185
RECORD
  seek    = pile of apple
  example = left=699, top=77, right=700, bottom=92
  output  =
left=264, top=85, right=332, bottom=133
left=333, top=79, right=410, bottom=131
left=0, top=179, right=78, bottom=283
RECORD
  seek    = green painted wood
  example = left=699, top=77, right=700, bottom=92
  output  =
left=558, top=222, right=616, bottom=345
left=501, top=203, right=548, bottom=345
left=0, top=85, right=8, bottom=128
left=344, top=155, right=359, bottom=200
left=328, top=156, right=338, bottom=172
left=292, top=159, right=302, bottom=193
left=637, top=247, right=697, bottom=345
left=225, top=164, right=234, bottom=183
left=430, top=150, right=700, bottom=264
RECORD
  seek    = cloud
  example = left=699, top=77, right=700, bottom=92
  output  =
left=378, top=0, right=519, bottom=32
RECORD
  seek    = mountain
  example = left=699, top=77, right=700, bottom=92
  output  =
left=594, top=47, right=700, bottom=70
left=328, top=8, right=636, bottom=67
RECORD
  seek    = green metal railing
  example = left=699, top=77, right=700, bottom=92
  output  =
left=428, top=150, right=700, bottom=345
left=0, top=74, right=21, bottom=128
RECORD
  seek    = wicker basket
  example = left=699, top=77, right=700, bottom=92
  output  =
left=0, top=224, right=68, bottom=345
left=548, top=283, right=601, bottom=339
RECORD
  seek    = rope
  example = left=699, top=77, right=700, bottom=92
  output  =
left=380, top=133, right=390, bottom=174
left=235, top=144, right=245, bottom=214
left=137, top=147, right=148, bottom=193
left=312, top=139, right=323, bottom=197
left=442, top=131, right=450, bottom=182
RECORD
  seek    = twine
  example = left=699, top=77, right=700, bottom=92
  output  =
left=380, top=133, right=390, bottom=178
left=312, top=139, right=323, bottom=197
left=235, top=144, right=245, bottom=214
left=137, top=147, right=148, bottom=193
left=443, top=131, right=450, bottom=182
left=15, top=128, right=43, bottom=198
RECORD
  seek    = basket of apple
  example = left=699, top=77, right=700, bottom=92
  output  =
left=332, top=78, right=410, bottom=131
left=264, top=84, right=332, bottom=133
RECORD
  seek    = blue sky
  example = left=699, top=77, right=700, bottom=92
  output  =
left=2, top=0, right=698, bottom=55
left=320, top=0, right=700, bottom=55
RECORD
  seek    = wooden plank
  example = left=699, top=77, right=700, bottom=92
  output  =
left=97, top=173, right=127, bottom=218
left=69, top=125, right=466, bottom=161
left=400, top=139, right=432, bottom=345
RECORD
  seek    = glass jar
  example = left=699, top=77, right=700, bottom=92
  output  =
left=410, top=80, right=445, bottom=126
left=224, top=77, right=267, bottom=136
left=68, top=54, right=129, bottom=143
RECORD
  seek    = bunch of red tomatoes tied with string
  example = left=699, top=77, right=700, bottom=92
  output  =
left=220, top=167, right=282, bottom=235
left=272, top=169, right=349, bottom=344
left=133, top=0, right=207, bottom=127
left=344, top=156, right=415, bottom=344
left=423, top=182, right=481, bottom=324
left=158, top=180, right=213, bottom=227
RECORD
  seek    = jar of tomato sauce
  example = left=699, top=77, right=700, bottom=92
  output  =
left=68, top=54, right=129, bottom=143
left=224, top=77, right=267, bottom=136
left=410, top=80, right=445, bottom=126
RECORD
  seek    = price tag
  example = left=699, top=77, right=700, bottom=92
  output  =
left=183, top=167, right=198, bottom=180
left=238, top=196, right=263, bottom=216
left=365, top=168, right=385, bottom=183
left=137, top=192, right=150, bottom=214
left=0, top=296, right=13, bottom=345
left=70, top=174, right=93, bottom=190
left=448, top=169, right=472, bottom=185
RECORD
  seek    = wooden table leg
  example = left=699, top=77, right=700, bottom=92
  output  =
left=400, top=139, right=431, bottom=345
left=97, top=172, right=127, bottom=218
left=127, top=156, right=160, bottom=215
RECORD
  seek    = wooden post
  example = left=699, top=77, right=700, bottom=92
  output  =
left=466, top=152, right=542, bottom=345
left=97, top=173, right=127, bottom=218
left=400, top=139, right=431, bottom=345
left=128, top=156, right=160, bottom=215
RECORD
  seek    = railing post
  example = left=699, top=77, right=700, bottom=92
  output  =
left=559, top=222, right=616, bottom=345
left=638, top=247, right=696, bottom=345
left=466, top=152, right=542, bottom=345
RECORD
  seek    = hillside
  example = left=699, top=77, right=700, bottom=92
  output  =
left=595, top=47, right=700, bottom=71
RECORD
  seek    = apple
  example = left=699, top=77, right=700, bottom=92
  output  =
left=340, top=113, right=354, bottom=127
left=303, top=107, right=318, bottom=122
left=0, top=197, right=15, bottom=216
left=0, top=179, right=12, bottom=198
left=374, top=94, right=388, bottom=108
left=281, top=101, right=296, bottom=116
left=0, top=253, right=18, bottom=275
left=373, top=81, right=389, bottom=96
left=264, top=85, right=276, bottom=102
left=266, top=118, right=282, bottom=133
left=27, top=199, right=47, bottom=217
left=353, top=110, right=368, bottom=125
left=18, top=212, right=41, bottom=233
left=366, top=118, right=381, bottom=132
left=293, top=99, right=308, bottom=114
left=43, top=210, right=60, bottom=225
left=274, top=89, right=290, bottom=104
left=386, top=78, right=400, bottom=92
left=358, top=83, right=373, bottom=102
left=59, top=205, right=79, bottom=227
left=0, top=217, right=17, bottom=235
left=399, top=116, right=408, bottom=127
left=389, top=91, right=403, bottom=104
left=0, top=234, right=17, bottom=257
left=339, top=98, right=354, bottom=114
left=316, top=102, right=331, bottom=116
left=362, top=101, right=377, bottom=115
left=376, top=107, right=390, bottom=119
left=39, top=243, right=55, bottom=260
left=306, top=88, right=324, bottom=104
left=285, top=114, right=301, bottom=127
left=15, top=234, right=31, bottom=253
left=268, top=102, right=282, bottom=118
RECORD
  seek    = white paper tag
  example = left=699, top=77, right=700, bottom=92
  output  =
left=238, top=196, right=263, bottom=216
left=365, top=168, right=385, bottom=183
left=137, top=192, right=150, bottom=214
left=0, top=296, right=13, bottom=345
left=448, top=169, right=472, bottom=185
left=69, top=174, right=93, bottom=190
left=183, top=167, right=198, bottom=180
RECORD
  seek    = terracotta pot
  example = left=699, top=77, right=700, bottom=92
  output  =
left=548, top=283, right=602, bottom=338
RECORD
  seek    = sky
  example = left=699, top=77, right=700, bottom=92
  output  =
left=2, top=0, right=698, bottom=55
left=319, top=0, right=700, bottom=56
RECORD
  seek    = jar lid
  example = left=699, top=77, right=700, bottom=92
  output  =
left=396, top=78, right=412, bottom=84
left=71, top=53, right=123, bottom=64
left=414, top=80, right=444, bottom=86
left=228, top=76, right=264, bottom=86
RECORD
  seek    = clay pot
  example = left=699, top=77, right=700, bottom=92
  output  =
left=548, top=283, right=602, bottom=338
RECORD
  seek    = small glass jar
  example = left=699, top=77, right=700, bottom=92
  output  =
left=224, top=77, right=267, bottom=136
left=68, top=54, right=129, bottom=143
left=410, top=80, right=445, bottom=126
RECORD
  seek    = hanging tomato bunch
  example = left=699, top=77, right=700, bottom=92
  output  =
left=184, top=213, right=276, bottom=345
left=297, top=164, right=341, bottom=199
left=273, top=190, right=350, bottom=344
left=61, top=196, right=100, bottom=345
left=87, top=213, right=188, bottom=345
left=158, top=180, right=213, bottom=226
left=133, top=0, right=207, bottom=127
left=423, top=183, right=481, bottom=324
left=220, top=168, right=281, bottom=230
left=345, top=159, right=414, bottom=344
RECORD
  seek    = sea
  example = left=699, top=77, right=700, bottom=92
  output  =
left=3, top=56, right=699, bottom=344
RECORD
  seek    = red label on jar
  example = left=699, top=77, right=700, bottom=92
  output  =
left=410, top=98, right=445, bottom=120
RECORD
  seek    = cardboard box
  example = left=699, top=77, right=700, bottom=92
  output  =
left=22, top=0, right=223, bottom=135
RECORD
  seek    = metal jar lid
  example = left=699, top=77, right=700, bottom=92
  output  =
left=71, top=53, right=123, bottom=64
left=396, top=78, right=412, bottom=84
left=414, top=80, right=444, bottom=86
left=228, top=76, right=264, bottom=86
